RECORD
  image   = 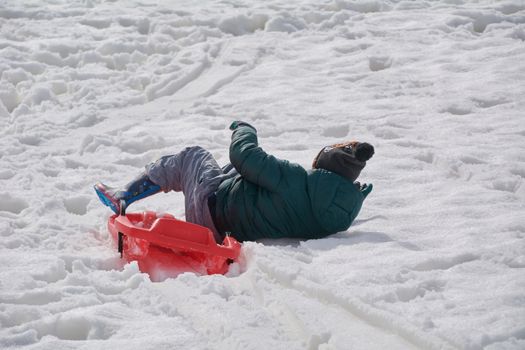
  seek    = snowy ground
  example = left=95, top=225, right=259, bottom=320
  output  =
left=1, top=0, right=525, bottom=349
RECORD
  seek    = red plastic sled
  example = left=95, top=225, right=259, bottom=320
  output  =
left=107, top=211, right=241, bottom=281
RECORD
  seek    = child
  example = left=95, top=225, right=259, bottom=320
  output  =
left=95, top=121, right=374, bottom=242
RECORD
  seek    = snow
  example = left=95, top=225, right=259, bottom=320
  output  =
left=1, top=0, right=524, bottom=349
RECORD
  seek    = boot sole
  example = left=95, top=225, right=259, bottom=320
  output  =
left=94, top=184, right=120, bottom=215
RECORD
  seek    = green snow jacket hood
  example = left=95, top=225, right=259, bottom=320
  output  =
left=215, top=124, right=368, bottom=242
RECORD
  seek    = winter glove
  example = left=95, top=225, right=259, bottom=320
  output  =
left=360, top=183, right=373, bottom=198
left=230, top=121, right=256, bottom=132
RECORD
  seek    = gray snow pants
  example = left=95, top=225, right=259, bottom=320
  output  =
left=145, top=146, right=235, bottom=242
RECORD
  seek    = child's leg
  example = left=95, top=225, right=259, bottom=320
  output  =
left=94, top=172, right=161, bottom=214
left=146, top=146, right=228, bottom=241
left=94, top=146, right=222, bottom=216
left=95, top=147, right=195, bottom=214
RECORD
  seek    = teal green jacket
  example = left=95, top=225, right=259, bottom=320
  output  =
left=215, top=125, right=367, bottom=242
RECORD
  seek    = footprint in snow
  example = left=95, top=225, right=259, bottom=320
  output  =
left=0, top=194, right=29, bottom=214
left=369, top=55, right=392, bottom=72
left=63, top=196, right=90, bottom=216
left=321, top=124, right=349, bottom=138
left=441, top=104, right=472, bottom=116
left=471, top=97, right=509, bottom=109
left=412, top=253, right=479, bottom=271
left=371, top=127, right=401, bottom=140
left=492, top=178, right=521, bottom=193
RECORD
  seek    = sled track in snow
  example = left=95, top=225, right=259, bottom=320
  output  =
left=170, top=39, right=266, bottom=101
left=255, top=259, right=457, bottom=350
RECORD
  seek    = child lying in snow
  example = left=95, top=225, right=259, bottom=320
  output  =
left=95, top=121, right=374, bottom=242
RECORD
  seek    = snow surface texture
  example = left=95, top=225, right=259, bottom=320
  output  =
left=1, top=0, right=524, bottom=349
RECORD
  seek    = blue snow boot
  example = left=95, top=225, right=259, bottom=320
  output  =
left=94, top=173, right=161, bottom=215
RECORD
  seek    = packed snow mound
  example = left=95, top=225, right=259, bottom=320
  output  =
left=1, top=0, right=524, bottom=349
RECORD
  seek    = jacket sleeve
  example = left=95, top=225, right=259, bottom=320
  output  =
left=229, top=125, right=284, bottom=192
